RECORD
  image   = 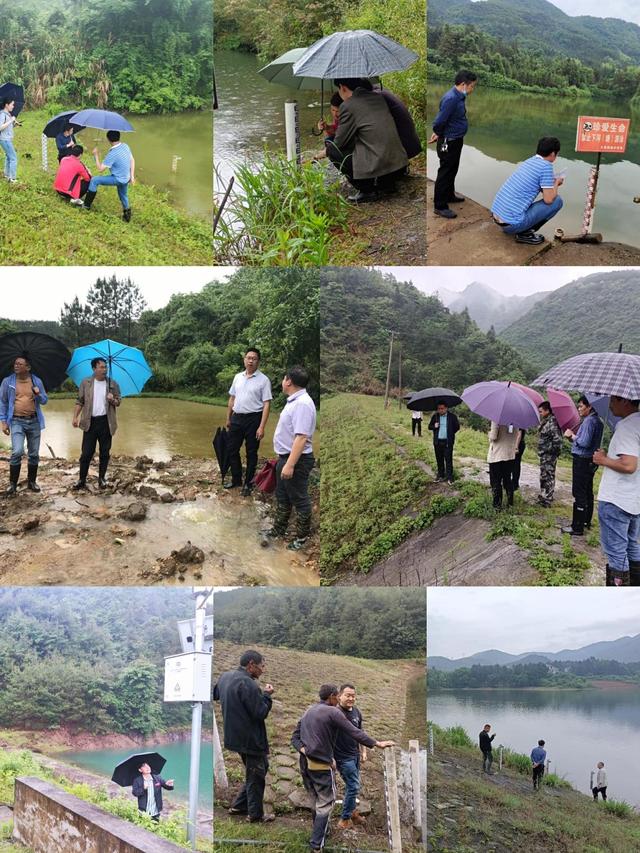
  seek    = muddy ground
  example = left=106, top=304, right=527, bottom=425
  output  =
left=0, top=454, right=319, bottom=587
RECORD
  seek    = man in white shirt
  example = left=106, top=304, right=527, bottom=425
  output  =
left=592, top=762, right=607, bottom=801
left=72, top=357, right=122, bottom=490
left=594, top=396, right=640, bottom=586
left=225, top=348, right=272, bottom=497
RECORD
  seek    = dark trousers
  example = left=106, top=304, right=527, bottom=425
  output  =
left=434, top=439, right=453, bottom=480
left=231, top=753, right=269, bottom=819
left=434, top=136, right=464, bottom=210
left=79, top=415, right=112, bottom=481
left=412, top=417, right=422, bottom=437
left=227, top=411, right=262, bottom=486
left=481, top=751, right=493, bottom=773
left=593, top=785, right=607, bottom=801
left=572, top=455, right=598, bottom=531
left=489, top=460, right=515, bottom=507
left=533, top=764, right=545, bottom=789
left=300, top=756, right=335, bottom=849
left=326, top=142, right=405, bottom=193
left=275, top=453, right=314, bottom=515
left=513, top=438, right=526, bottom=491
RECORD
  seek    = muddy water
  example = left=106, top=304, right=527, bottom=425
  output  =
left=40, top=397, right=277, bottom=462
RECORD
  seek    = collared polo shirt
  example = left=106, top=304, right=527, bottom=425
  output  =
left=229, top=370, right=272, bottom=414
left=273, top=389, right=316, bottom=455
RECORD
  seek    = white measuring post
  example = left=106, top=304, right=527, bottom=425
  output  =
left=590, top=770, right=594, bottom=791
left=41, top=133, right=48, bottom=172
left=545, top=759, right=551, bottom=776
left=213, top=712, right=228, bottom=789
left=284, top=100, right=301, bottom=166
left=428, top=724, right=434, bottom=756
left=171, top=154, right=182, bottom=173
left=384, top=749, right=403, bottom=853
left=499, top=746, right=503, bottom=771
left=409, top=740, right=422, bottom=832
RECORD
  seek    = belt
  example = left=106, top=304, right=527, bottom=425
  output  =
left=232, top=411, right=263, bottom=417
left=13, top=414, right=37, bottom=420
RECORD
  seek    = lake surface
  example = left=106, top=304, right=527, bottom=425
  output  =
left=83, top=111, right=212, bottom=218
left=40, top=398, right=276, bottom=461
left=427, top=84, right=640, bottom=247
left=429, top=686, right=640, bottom=806
left=62, top=740, right=212, bottom=808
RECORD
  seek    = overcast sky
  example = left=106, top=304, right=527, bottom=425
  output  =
left=428, top=588, right=640, bottom=658
left=547, top=0, right=640, bottom=26
left=0, top=267, right=235, bottom=320
left=376, top=266, right=637, bottom=297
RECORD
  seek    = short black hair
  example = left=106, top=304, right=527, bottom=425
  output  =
left=14, top=354, right=30, bottom=366
left=577, top=395, right=591, bottom=408
left=436, top=400, right=448, bottom=408
left=454, top=70, right=477, bottom=85
left=64, top=124, right=74, bottom=133
left=333, top=78, right=373, bottom=93
left=538, top=739, right=545, bottom=746
left=245, top=347, right=261, bottom=359
left=285, top=365, right=309, bottom=388
left=240, top=650, right=264, bottom=667
left=0, top=98, right=14, bottom=109
left=71, top=145, right=84, bottom=157
left=106, top=130, right=121, bottom=142
left=330, top=92, right=343, bottom=108
left=91, top=357, right=107, bottom=369
left=339, top=683, right=355, bottom=693
left=536, top=137, right=561, bottom=157
left=319, top=684, right=339, bottom=700
left=539, top=401, right=552, bottom=413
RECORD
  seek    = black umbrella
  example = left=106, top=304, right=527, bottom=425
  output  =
left=0, top=332, right=71, bottom=391
left=0, top=82, right=25, bottom=117
left=43, top=110, right=83, bottom=138
left=406, top=387, right=463, bottom=411
left=213, top=426, right=230, bottom=481
left=111, top=752, right=166, bottom=787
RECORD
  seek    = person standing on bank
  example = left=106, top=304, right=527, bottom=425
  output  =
left=72, top=357, right=121, bottom=490
left=268, top=366, right=317, bottom=550
left=592, top=762, right=607, bottom=801
left=0, top=356, right=48, bottom=494
left=411, top=409, right=423, bottom=437
left=562, top=396, right=603, bottom=536
left=132, top=762, right=174, bottom=822
left=225, top=348, right=272, bottom=497
left=335, top=684, right=368, bottom=831
left=531, top=740, right=546, bottom=791
left=487, top=421, right=521, bottom=509
left=479, top=724, right=495, bottom=774
left=213, top=650, right=275, bottom=824
left=428, top=401, right=460, bottom=484
left=537, top=402, right=563, bottom=507
left=429, top=70, right=477, bottom=219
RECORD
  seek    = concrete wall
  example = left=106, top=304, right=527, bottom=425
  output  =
left=13, top=777, right=187, bottom=853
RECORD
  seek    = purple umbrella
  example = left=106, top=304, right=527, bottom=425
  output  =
left=547, top=387, right=580, bottom=432
left=511, top=382, right=544, bottom=407
left=462, top=381, right=541, bottom=429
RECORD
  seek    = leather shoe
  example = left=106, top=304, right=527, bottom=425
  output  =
left=449, top=194, right=465, bottom=203
left=434, top=207, right=457, bottom=219
left=72, top=480, right=88, bottom=491
left=347, top=189, right=378, bottom=204
left=561, top=525, right=583, bottom=536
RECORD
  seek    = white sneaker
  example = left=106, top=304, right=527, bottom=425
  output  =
left=8, top=178, right=17, bottom=184
left=70, top=198, right=84, bottom=206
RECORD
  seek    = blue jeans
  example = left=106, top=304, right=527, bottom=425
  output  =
left=598, top=500, right=640, bottom=571
left=88, top=174, right=130, bottom=208
left=337, top=758, right=360, bottom=819
left=0, top=139, right=17, bottom=179
left=10, top=417, right=41, bottom=466
left=502, top=196, right=563, bottom=234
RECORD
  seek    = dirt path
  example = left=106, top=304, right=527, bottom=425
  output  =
left=426, top=180, right=640, bottom=266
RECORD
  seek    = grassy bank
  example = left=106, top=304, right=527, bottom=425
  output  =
left=428, top=723, right=640, bottom=852
left=0, top=109, right=212, bottom=266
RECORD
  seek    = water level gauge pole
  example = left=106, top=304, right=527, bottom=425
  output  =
left=187, top=590, right=207, bottom=849
left=284, top=100, right=301, bottom=166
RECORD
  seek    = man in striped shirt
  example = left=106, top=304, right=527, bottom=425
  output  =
left=491, top=137, right=564, bottom=245
left=84, top=130, right=135, bottom=221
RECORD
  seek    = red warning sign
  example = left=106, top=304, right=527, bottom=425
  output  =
left=575, top=116, right=630, bottom=154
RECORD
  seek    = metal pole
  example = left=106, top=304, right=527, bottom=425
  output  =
left=187, top=591, right=207, bottom=849
left=397, top=342, right=402, bottom=410
left=582, top=151, right=601, bottom=236
left=41, top=133, right=48, bottom=172
left=499, top=746, right=503, bottom=771
left=384, top=332, right=394, bottom=409
left=428, top=725, right=434, bottom=756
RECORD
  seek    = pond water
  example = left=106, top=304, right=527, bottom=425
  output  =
left=62, top=740, right=213, bottom=808
left=82, top=110, right=212, bottom=219
left=427, top=84, right=640, bottom=247
left=429, top=686, right=640, bottom=806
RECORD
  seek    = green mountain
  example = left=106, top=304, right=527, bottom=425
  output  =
left=499, top=270, right=640, bottom=374
left=429, top=0, right=640, bottom=65
left=320, top=267, right=533, bottom=394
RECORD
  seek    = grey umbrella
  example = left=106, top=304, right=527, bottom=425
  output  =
left=292, top=30, right=418, bottom=80
left=533, top=352, right=640, bottom=399
left=259, top=48, right=324, bottom=90
left=406, top=387, right=462, bottom=411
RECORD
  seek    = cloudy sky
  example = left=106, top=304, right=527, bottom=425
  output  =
left=547, top=0, right=640, bottom=26
left=0, top=267, right=235, bottom=320
left=428, top=588, right=640, bottom=658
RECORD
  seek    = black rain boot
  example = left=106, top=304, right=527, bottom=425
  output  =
left=83, top=190, right=97, bottom=210
left=610, top=568, right=630, bottom=587
left=122, top=207, right=132, bottom=222
left=629, top=561, right=640, bottom=586
left=288, top=512, right=312, bottom=551
left=266, top=502, right=291, bottom=539
left=562, top=505, right=585, bottom=536
left=6, top=464, right=20, bottom=495
left=605, top=564, right=612, bottom=586
left=27, top=463, right=41, bottom=492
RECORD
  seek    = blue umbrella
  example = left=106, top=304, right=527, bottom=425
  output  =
left=292, top=30, right=418, bottom=79
left=43, top=110, right=84, bottom=138
left=67, top=340, right=152, bottom=397
left=70, top=109, right=134, bottom=132
left=0, top=82, right=25, bottom=117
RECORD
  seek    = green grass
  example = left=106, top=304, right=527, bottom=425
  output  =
left=0, top=109, right=213, bottom=265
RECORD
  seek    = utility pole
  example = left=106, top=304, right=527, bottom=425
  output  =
left=397, top=341, right=402, bottom=409
left=187, top=590, right=207, bottom=849
left=384, top=331, right=395, bottom=409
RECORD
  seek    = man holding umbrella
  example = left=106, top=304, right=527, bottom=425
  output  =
left=111, top=752, right=173, bottom=823
left=0, top=356, right=48, bottom=494
left=84, top=131, right=135, bottom=221
left=72, top=357, right=121, bottom=490
left=562, top=396, right=604, bottom=536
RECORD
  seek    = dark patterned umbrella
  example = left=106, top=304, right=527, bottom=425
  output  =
left=0, top=332, right=71, bottom=391
left=533, top=352, right=640, bottom=399
left=406, top=387, right=462, bottom=411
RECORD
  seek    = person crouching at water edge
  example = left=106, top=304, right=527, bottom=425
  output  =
left=84, top=130, right=135, bottom=222
left=267, top=366, right=317, bottom=550
left=72, top=357, right=121, bottom=491
left=491, top=137, right=564, bottom=246
left=53, top=145, right=92, bottom=206
left=0, top=356, right=48, bottom=494
left=132, top=762, right=174, bottom=823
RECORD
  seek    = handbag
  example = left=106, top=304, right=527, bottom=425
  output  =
left=253, top=459, right=277, bottom=493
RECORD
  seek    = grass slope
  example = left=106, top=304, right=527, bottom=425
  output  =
left=0, top=110, right=212, bottom=265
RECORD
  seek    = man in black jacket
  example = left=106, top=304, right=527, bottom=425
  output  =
left=291, top=684, right=395, bottom=852
left=213, top=649, right=275, bottom=823
left=479, top=724, right=495, bottom=774
left=428, top=401, right=460, bottom=484
left=131, top=762, right=174, bottom=821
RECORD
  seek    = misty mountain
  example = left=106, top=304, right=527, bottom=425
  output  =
left=439, top=282, right=546, bottom=332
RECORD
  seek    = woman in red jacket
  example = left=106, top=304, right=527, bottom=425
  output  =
left=53, top=144, right=92, bottom=205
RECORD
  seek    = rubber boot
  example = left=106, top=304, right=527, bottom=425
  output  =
left=610, top=568, right=630, bottom=587
left=562, top=505, right=585, bottom=536
left=6, top=464, right=20, bottom=495
left=288, top=512, right=312, bottom=550
left=83, top=189, right=97, bottom=210
left=629, top=561, right=640, bottom=586
left=122, top=207, right=132, bottom=222
left=605, top=564, right=612, bottom=586
left=266, top=502, right=291, bottom=539
left=27, top=463, right=41, bottom=492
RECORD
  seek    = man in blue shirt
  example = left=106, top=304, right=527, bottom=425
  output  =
left=491, top=137, right=564, bottom=245
left=429, top=70, right=477, bottom=219
left=530, top=740, right=547, bottom=790
left=562, top=396, right=604, bottom=536
left=55, top=125, right=77, bottom=161
left=428, top=401, right=460, bottom=484
left=0, top=356, right=48, bottom=494
left=83, top=130, right=135, bottom=221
